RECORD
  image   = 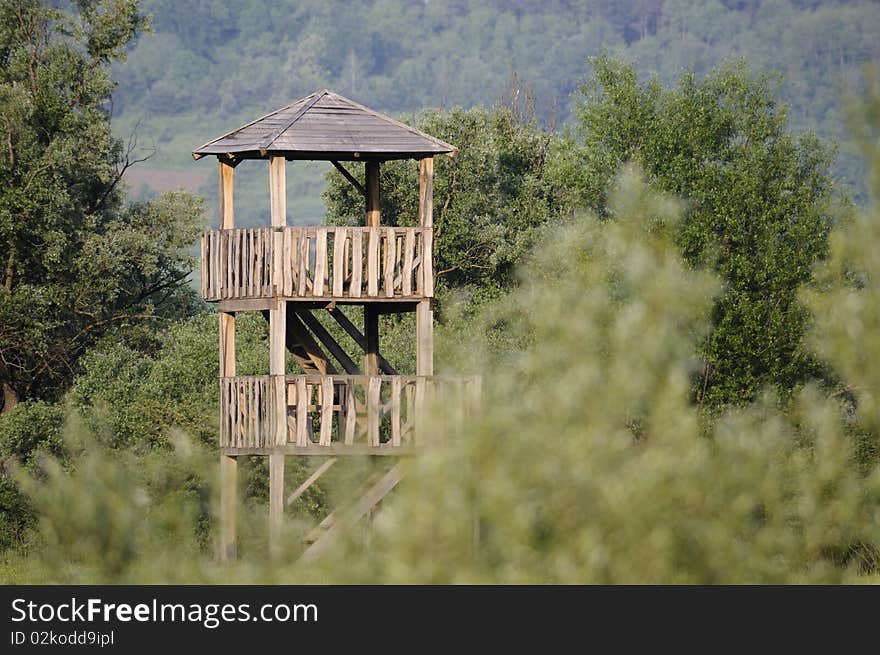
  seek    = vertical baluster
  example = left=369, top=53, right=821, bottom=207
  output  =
left=332, top=227, right=346, bottom=297
left=313, top=228, right=327, bottom=297
left=404, top=380, right=416, bottom=443
left=367, top=229, right=379, bottom=297
left=320, top=376, right=333, bottom=446
left=298, top=230, right=309, bottom=296
left=350, top=230, right=363, bottom=298
left=241, top=228, right=251, bottom=298
left=296, top=377, right=308, bottom=446
left=289, top=230, right=299, bottom=295
left=385, top=226, right=396, bottom=298
left=368, top=377, right=381, bottom=447
left=215, top=231, right=222, bottom=300
left=402, top=229, right=414, bottom=296
left=343, top=232, right=351, bottom=294
left=344, top=380, right=357, bottom=445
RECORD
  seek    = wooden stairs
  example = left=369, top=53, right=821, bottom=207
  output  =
left=299, top=464, right=404, bottom=562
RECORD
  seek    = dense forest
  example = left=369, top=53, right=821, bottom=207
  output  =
left=2, top=0, right=880, bottom=583
left=112, top=0, right=880, bottom=218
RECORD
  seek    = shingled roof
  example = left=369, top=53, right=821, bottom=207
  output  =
left=192, top=89, right=457, bottom=161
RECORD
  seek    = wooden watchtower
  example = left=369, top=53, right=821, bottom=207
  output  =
left=193, top=90, right=475, bottom=560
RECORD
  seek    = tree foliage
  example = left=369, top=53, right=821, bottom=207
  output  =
left=324, top=105, right=563, bottom=303
left=552, top=55, right=838, bottom=408
left=0, top=0, right=204, bottom=411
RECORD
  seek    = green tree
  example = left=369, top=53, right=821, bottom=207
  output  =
left=0, top=0, right=204, bottom=412
left=324, top=104, right=563, bottom=305
left=552, top=55, right=838, bottom=408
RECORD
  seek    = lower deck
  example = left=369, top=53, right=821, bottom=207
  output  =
left=220, top=374, right=480, bottom=455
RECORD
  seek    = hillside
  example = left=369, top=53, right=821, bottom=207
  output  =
left=112, top=0, right=880, bottom=223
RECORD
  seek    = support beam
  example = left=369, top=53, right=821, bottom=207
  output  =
left=301, top=466, right=404, bottom=563
left=268, top=156, right=287, bottom=559
left=220, top=159, right=235, bottom=230
left=269, top=155, right=288, bottom=438
left=331, top=160, right=366, bottom=196
left=287, top=307, right=337, bottom=374
left=364, top=161, right=381, bottom=376
left=287, top=458, right=338, bottom=506
left=218, top=158, right=237, bottom=562
left=298, top=310, right=361, bottom=375
left=417, top=157, right=435, bottom=376
left=327, top=308, right=397, bottom=375
left=364, top=307, right=380, bottom=376
left=269, top=453, right=284, bottom=559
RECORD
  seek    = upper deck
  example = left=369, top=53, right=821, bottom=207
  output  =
left=201, top=224, right=433, bottom=304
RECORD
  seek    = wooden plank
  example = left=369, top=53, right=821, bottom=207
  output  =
left=224, top=444, right=417, bottom=457
left=332, top=227, right=346, bottom=297
left=402, top=229, right=414, bottom=296
left=289, top=230, right=299, bottom=294
left=286, top=458, right=338, bottom=506
left=367, top=377, right=381, bottom=447
left=350, top=230, right=363, bottom=297
left=384, top=226, right=396, bottom=297
left=219, top=298, right=273, bottom=313
left=219, top=312, right=236, bottom=378
left=298, top=309, right=361, bottom=375
left=391, top=377, right=402, bottom=446
left=296, top=377, right=309, bottom=447
left=313, top=228, right=327, bottom=297
left=367, top=229, right=379, bottom=297
left=320, top=377, right=333, bottom=446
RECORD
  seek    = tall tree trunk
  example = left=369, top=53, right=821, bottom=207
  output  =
left=1, top=381, right=19, bottom=414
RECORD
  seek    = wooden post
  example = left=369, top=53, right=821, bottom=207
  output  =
left=364, top=161, right=380, bottom=376
left=218, top=158, right=237, bottom=561
left=417, top=157, right=434, bottom=376
left=220, top=454, right=237, bottom=561
left=365, top=161, right=380, bottom=226
left=268, top=155, right=287, bottom=557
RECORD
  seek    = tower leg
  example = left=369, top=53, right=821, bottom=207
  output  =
left=416, top=300, right=433, bottom=376
left=269, top=453, right=285, bottom=559
left=219, top=454, right=237, bottom=561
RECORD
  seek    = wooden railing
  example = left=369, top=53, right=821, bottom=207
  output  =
left=220, top=375, right=480, bottom=450
left=201, top=226, right=433, bottom=302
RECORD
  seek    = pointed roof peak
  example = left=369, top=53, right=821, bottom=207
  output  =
left=193, top=89, right=457, bottom=162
